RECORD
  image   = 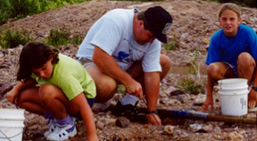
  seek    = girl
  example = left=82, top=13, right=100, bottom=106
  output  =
left=201, top=3, right=257, bottom=112
left=6, top=42, right=99, bottom=141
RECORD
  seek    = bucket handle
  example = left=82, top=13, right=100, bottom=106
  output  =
left=219, top=80, right=223, bottom=89
left=0, top=126, right=25, bottom=141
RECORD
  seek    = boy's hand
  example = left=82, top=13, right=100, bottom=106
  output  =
left=248, top=89, right=257, bottom=108
left=201, top=98, right=214, bottom=112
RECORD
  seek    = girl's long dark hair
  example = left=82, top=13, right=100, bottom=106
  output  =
left=17, top=42, right=59, bottom=82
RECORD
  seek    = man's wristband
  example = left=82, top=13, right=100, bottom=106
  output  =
left=252, top=86, right=257, bottom=91
left=147, top=110, right=158, bottom=115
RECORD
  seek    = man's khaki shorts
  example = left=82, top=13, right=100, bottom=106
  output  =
left=77, top=57, right=95, bottom=69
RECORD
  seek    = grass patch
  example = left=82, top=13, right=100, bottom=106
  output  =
left=0, top=27, right=82, bottom=49
left=0, top=0, right=90, bottom=25
left=0, top=28, right=33, bottom=49
left=176, top=51, right=206, bottom=94
left=164, top=35, right=177, bottom=50
left=46, top=27, right=82, bottom=47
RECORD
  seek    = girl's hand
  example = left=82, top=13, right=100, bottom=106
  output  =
left=6, top=88, right=19, bottom=104
left=87, top=133, right=99, bottom=141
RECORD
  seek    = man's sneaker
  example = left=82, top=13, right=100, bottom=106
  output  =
left=111, top=101, right=146, bottom=122
left=44, top=119, right=56, bottom=137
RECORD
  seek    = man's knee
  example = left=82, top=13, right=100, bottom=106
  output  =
left=160, top=55, right=172, bottom=69
left=160, top=55, right=172, bottom=79
left=95, top=78, right=117, bottom=102
left=98, top=81, right=117, bottom=95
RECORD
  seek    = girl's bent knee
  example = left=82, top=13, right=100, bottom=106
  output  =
left=39, top=84, right=62, bottom=99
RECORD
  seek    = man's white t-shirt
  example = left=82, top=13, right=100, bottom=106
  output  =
left=77, top=8, right=162, bottom=72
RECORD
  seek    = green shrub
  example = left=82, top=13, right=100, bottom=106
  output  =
left=71, top=34, right=82, bottom=45
left=46, top=27, right=70, bottom=47
left=0, top=0, right=11, bottom=24
left=177, top=75, right=205, bottom=94
left=176, top=51, right=206, bottom=94
left=0, top=0, right=89, bottom=25
left=9, top=0, right=41, bottom=19
left=46, top=27, right=82, bottom=47
left=164, top=35, right=177, bottom=50
left=0, top=28, right=33, bottom=49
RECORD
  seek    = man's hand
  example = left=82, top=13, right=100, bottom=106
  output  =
left=125, top=80, right=143, bottom=100
left=147, top=113, right=162, bottom=125
left=201, top=97, right=214, bottom=112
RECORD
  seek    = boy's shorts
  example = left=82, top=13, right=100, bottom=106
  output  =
left=77, top=57, right=95, bottom=69
left=224, top=62, right=239, bottom=77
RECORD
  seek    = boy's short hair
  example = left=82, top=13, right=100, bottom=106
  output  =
left=218, top=3, right=241, bottom=18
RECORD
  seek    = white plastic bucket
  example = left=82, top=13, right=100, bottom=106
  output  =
left=218, top=78, right=248, bottom=90
left=218, top=78, right=248, bottom=116
left=0, top=109, right=25, bottom=141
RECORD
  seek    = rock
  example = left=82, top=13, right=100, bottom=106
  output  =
left=92, top=101, right=111, bottom=113
left=180, top=11, right=187, bottom=15
left=96, top=120, right=105, bottom=130
left=177, top=95, right=188, bottom=103
left=0, top=51, right=4, bottom=58
left=202, top=38, right=210, bottom=44
left=104, top=118, right=116, bottom=126
left=0, top=82, right=13, bottom=96
left=115, top=117, right=130, bottom=128
left=189, top=123, right=203, bottom=132
left=225, top=131, right=244, bottom=141
left=0, top=61, right=11, bottom=68
left=169, top=89, right=185, bottom=96
left=193, top=93, right=206, bottom=106
left=202, top=124, right=213, bottom=132
left=164, top=125, right=175, bottom=135
left=160, top=98, right=181, bottom=106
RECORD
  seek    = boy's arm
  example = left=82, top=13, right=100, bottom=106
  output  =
left=201, top=75, right=214, bottom=112
left=71, top=93, right=98, bottom=141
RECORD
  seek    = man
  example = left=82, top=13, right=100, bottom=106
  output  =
left=76, top=6, right=172, bottom=125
